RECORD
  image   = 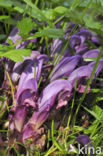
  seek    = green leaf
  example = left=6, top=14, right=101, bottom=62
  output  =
left=13, top=6, right=24, bottom=13
left=12, top=1, right=25, bottom=13
left=54, top=6, right=68, bottom=14
left=94, top=134, right=103, bottom=147
left=0, top=44, right=11, bottom=52
left=0, top=15, right=10, bottom=20
left=93, top=105, right=103, bottom=117
left=17, top=17, right=34, bottom=37
left=23, top=0, right=53, bottom=27
left=42, top=9, right=56, bottom=20
left=28, top=28, right=64, bottom=39
left=0, top=49, right=31, bottom=62
left=0, top=0, right=12, bottom=7
left=70, top=0, right=80, bottom=11
left=84, top=15, right=102, bottom=30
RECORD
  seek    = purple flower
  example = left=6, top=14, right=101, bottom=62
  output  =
left=65, top=23, right=80, bottom=39
left=51, top=39, right=62, bottom=57
left=76, top=28, right=92, bottom=43
left=68, top=65, right=92, bottom=87
left=51, top=39, right=72, bottom=64
left=89, top=59, right=103, bottom=77
left=22, top=79, right=72, bottom=141
left=5, top=22, right=102, bottom=150
left=75, top=43, right=89, bottom=55
left=11, top=51, right=40, bottom=83
left=56, top=89, right=72, bottom=109
left=83, top=49, right=100, bottom=60
left=7, top=27, right=37, bottom=49
left=91, top=36, right=100, bottom=46
left=75, top=135, right=92, bottom=146
left=69, top=35, right=81, bottom=49
left=7, top=27, right=21, bottom=45
left=22, top=124, right=44, bottom=144
left=16, top=54, right=48, bottom=105
left=75, top=135, right=93, bottom=156
left=13, top=106, right=27, bottom=132
left=50, top=55, right=82, bottom=81
left=9, top=55, right=48, bottom=132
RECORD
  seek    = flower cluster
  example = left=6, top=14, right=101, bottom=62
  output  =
left=1, top=23, right=102, bottom=151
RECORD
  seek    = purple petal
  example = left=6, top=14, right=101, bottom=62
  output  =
left=26, top=79, right=72, bottom=129
left=51, top=39, right=62, bottom=57
left=17, top=89, right=38, bottom=108
left=89, top=59, right=103, bottom=77
left=56, top=90, right=72, bottom=109
left=75, top=135, right=92, bottom=146
left=75, top=135, right=93, bottom=156
left=68, top=65, right=92, bottom=87
left=83, top=49, right=100, bottom=59
left=8, top=27, right=21, bottom=45
left=65, top=23, right=80, bottom=39
left=22, top=124, right=44, bottom=144
left=11, top=51, right=40, bottom=83
left=75, top=43, right=89, bottom=55
left=38, top=79, right=72, bottom=109
left=14, top=106, right=27, bottom=132
left=11, top=60, right=32, bottom=83
left=36, top=55, right=48, bottom=81
left=77, top=28, right=92, bottom=43
left=7, top=27, right=37, bottom=49
left=16, top=76, right=38, bottom=103
left=91, top=36, right=100, bottom=46
left=70, top=35, right=81, bottom=49
left=16, top=54, right=48, bottom=102
left=76, top=84, right=91, bottom=93
left=50, top=55, right=82, bottom=81
left=51, top=39, right=72, bottom=64
left=22, top=79, right=72, bottom=142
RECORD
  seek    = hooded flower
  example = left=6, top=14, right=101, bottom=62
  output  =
left=9, top=54, right=48, bottom=133
left=89, top=59, right=103, bottom=77
left=13, top=106, right=27, bottom=132
left=16, top=54, right=48, bottom=105
left=75, top=43, right=89, bottom=55
left=4, top=20, right=102, bottom=152
left=75, top=135, right=93, bottom=156
left=7, top=27, right=37, bottom=49
left=91, top=36, right=100, bottom=46
left=76, top=28, right=92, bottom=43
left=11, top=51, right=40, bottom=83
left=68, top=65, right=92, bottom=87
left=83, top=49, right=100, bottom=60
left=22, top=79, right=72, bottom=142
left=50, top=55, right=82, bottom=81
left=7, top=27, right=21, bottom=46
left=65, top=23, right=80, bottom=39
left=75, top=135, right=92, bottom=146
left=51, top=39, right=72, bottom=64
left=69, top=35, right=81, bottom=49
